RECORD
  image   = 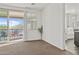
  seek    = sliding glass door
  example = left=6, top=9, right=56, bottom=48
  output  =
left=0, top=17, right=8, bottom=42
left=0, top=9, right=24, bottom=43
left=9, top=18, right=24, bottom=41
left=8, top=10, right=24, bottom=41
left=0, top=9, right=8, bottom=43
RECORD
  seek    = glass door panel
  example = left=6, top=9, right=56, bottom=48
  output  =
left=9, top=18, right=24, bottom=41
left=0, top=9, right=8, bottom=43
left=0, top=9, right=24, bottom=43
left=0, top=17, right=8, bottom=42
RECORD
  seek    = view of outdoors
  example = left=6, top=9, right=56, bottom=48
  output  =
left=0, top=17, right=8, bottom=41
left=0, top=9, right=24, bottom=42
left=0, top=8, right=37, bottom=42
left=8, top=18, right=24, bottom=41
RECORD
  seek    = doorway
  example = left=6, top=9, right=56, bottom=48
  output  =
left=65, top=3, right=79, bottom=54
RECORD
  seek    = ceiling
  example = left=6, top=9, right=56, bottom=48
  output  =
left=0, top=3, right=49, bottom=11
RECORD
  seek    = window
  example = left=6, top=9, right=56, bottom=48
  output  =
left=0, top=9, right=8, bottom=17
left=8, top=10, right=24, bottom=41
left=26, top=12, right=37, bottom=30
left=0, top=9, right=8, bottom=42
left=0, top=8, right=24, bottom=42
left=66, top=13, right=76, bottom=28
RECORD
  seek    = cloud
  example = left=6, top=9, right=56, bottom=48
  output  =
left=0, top=21, right=7, bottom=25
left=0, top=17, right=23, bottom=26
left=9, top=20, right=20, bottom=26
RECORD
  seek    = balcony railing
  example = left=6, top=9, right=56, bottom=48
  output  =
left=0, top=29, right=23, bottom=41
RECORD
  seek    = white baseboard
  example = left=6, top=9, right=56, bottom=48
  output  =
left=43, top=39, right=64, bottom=50
left=24, top=39, right=41, bottom=41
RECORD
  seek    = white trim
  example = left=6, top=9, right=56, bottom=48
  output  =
left=63, top=3, right=66, bottom=50
left=43, top=39, right=65, bottom=50
left=23, top=39, right=41, bottom=41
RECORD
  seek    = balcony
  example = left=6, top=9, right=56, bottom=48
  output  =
left=0, top=29, right=23, bottom=42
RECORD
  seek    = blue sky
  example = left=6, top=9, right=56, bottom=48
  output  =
left=0, top=17, right=24, bottom=26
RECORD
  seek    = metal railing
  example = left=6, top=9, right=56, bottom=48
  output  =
left=0, top=29, right=23, bottom=41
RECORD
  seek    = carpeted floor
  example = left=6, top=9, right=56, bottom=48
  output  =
left=0, top=40, right=72, bottom=55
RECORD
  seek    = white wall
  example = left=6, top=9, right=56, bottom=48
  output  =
left=25, top=30, right=41, bottom=41
left=24, top=10, right=41, bottom=41
left=42, top=4, right=65, bottom=50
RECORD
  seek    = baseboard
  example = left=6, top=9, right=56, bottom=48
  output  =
left=24, top=39, right=42, bottom=42
left=42, top=39, right=65, bottom=51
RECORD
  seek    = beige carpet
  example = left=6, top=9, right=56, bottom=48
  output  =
left=0, top=40, right=72, bottom=55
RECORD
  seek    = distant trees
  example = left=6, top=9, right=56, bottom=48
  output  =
left=0, top=25, right=7, bottom=29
